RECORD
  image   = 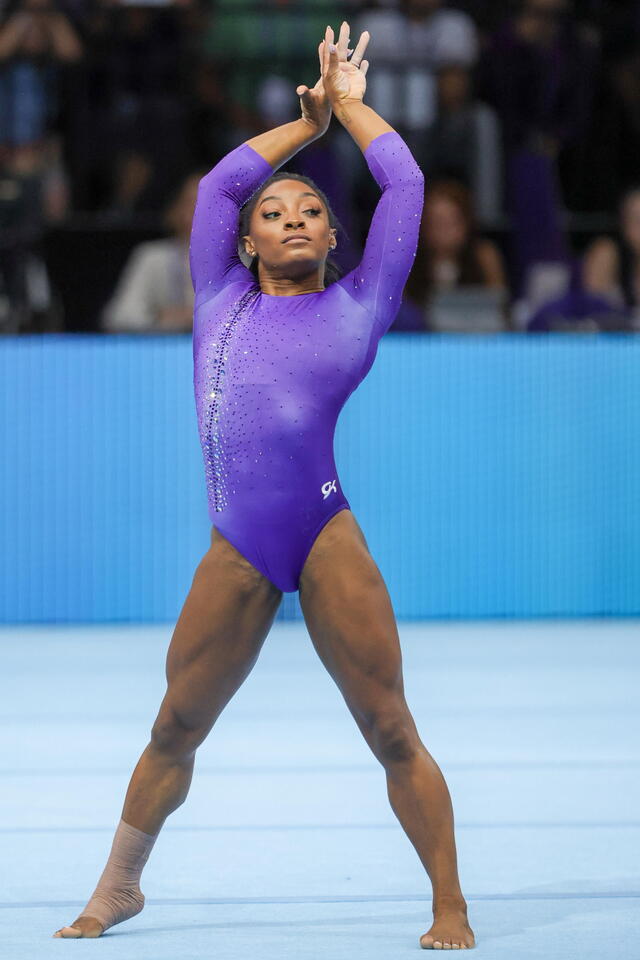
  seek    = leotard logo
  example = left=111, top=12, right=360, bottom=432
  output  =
left=321, top=479, right=337, bottom=499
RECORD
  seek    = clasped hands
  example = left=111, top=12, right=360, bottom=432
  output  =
left=297, top=21, right=370, bottom=137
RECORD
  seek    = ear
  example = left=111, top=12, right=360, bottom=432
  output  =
left=328, top=228, right=337, bottom=250
left=242, top=235, right=256, bottom=257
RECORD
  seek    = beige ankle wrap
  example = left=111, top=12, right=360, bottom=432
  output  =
left=77, top=818, right=158, bottom=932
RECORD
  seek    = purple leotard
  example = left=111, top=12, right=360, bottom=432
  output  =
left=189, top=130, right=424, bottom=592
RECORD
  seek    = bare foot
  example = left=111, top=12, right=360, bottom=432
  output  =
left=420, top=898, right=476, bottom=949
left=52, top=916, right=104, bottom=939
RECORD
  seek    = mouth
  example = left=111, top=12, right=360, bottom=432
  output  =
left=282, top=235, right=312, bottom=244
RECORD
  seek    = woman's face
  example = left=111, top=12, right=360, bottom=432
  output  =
left=621, top=192, right=640, bottom=255
left=422, top=196, right=469, bottom=256
left=244, top=180, right=336, bottom=279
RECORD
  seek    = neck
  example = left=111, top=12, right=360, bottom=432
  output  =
left=258, top=269, right=326, bottom=297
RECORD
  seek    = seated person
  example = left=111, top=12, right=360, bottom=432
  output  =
left=101, top=172, right=202, bottom=333
left=398, top=180, right=508, bottom=331
left=582, top=187, right=640, bottom=330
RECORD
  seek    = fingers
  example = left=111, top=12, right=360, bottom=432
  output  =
left=361, top=59, right=369, bottom=77
left=322, top=25, right=333, bottom=76
left=323, top=22, right=362, bottom=80
left=350, top=30, right=370, bottom=69
left=336, top=20, right=350, bottom=61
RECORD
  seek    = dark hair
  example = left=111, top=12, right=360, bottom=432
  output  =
left=238, top=172, right=343, bottom=287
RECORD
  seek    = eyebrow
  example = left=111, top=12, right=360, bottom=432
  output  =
left=258, top=191, right=320, bottom=207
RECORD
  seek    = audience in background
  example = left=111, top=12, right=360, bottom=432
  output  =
left=0, top=0, right=82, bottom=174
left=66, top=2, right=193, bottom=214
left=355, top=0, right=478, bottom=136
left=396, top=180, right=508, bottom=331
left=0, top=0, right=638, bottom=334
left=101, top=172, right=201, bottom=333
left=418, top=63, right=502, bottom=224
left=478, top=0, right=598, bottom=294
left=582, top=188, right=640, bottom=331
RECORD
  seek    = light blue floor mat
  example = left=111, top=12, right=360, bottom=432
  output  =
left=1, top=619, right=638, bottom=959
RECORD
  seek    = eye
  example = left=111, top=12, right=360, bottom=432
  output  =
left=262, top=207, right=322, bottom=220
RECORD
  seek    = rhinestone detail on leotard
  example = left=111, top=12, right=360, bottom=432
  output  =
left=202, top=288, right=256, bottom=511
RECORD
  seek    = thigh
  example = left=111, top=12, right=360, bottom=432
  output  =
left=298, top=510, right=406, bottom=728
left=156, top=526, right=283, bottom=734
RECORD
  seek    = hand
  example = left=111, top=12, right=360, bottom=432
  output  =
left=321, top=21, right=370, bottom=107
left=296, top=40, right=331, bottom=136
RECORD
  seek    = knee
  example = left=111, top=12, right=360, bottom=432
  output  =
left=369, top=710, right=419, bottom=767
left=150, top=708, right=206, bottom=760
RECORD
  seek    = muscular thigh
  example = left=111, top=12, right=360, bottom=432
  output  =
left=158, top=526, right=282, bottom=733
left=298, top=511, right=405, bottom=727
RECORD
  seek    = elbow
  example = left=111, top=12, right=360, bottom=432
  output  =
left=392, top=163, right=425, bottom=191
left=410, top=162, right=425, bottom=188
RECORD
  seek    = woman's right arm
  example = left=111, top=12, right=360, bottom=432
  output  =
left=189, top=39, right=331, bottom=308
left=188, top=143, right=273, bottom=308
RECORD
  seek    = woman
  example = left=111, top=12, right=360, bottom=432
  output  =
left=582, top=187, right=640, bottom=329
left=404, top=179, right=507, bottom=324
left=53, top=23, right=476, bottom=951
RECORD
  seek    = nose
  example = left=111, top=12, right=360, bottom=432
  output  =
left=285, top=218, right=305, bottom=230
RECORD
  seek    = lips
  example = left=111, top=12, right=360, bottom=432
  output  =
left=282, top=235, right=311, bottom=243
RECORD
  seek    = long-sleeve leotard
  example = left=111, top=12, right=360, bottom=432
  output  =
left=189, top=130, right=424, bottom=591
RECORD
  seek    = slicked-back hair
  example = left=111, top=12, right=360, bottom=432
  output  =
left=238, top=172, right=344, bottom=286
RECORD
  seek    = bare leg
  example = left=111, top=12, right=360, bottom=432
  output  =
left=53, top=528, right=282, bottom=938
left=299, top=510, right=476, bottom=950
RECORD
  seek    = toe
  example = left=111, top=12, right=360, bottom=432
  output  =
left=53, top=926, right=82, bottom=938
left=421, top=935, right=435, bottom=949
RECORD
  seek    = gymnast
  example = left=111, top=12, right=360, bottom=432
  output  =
left=53, top=22, right=476, bottom=950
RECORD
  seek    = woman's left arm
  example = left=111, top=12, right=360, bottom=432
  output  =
left=323, top=23, right=425, bottom=330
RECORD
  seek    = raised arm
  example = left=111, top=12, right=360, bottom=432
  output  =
left=189, top=141, right=273, bottom=308
left=189, top=41, right=331, bottom=308
left=323, top=22, right=425, bottom=331
left=341, top=129, right=424, bottom=328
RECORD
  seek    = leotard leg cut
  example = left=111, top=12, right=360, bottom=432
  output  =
left=189, top=131, right=424, bottom=592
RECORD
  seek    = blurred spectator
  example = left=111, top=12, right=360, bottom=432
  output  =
left=525, top=286, right=631, bottom=332
left=479, top=0, right=596, bottom=154
left=355, top=0, right=478, bottom=134
left=101, top=171, right=201, bottom=333
left=68, top=3, right=192, bottom=214
left=0, top=133, right=68, bottom=331
left=187, top=60, right=265, bottom=168
left=201, top=0, right=342, bottom=114
left=582, top=187, right=640, bottom=331
left=0, top=0, right=82, bottom=172
left=418, top=63, right=502, bottom=223
left=397, top=180, right=508, bottom=331
left=478, top=0, right=598, bottom=293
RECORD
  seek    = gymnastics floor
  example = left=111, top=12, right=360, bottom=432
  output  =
left=1, top=619, right=638, bottom=959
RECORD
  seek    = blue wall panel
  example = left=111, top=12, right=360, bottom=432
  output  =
left=1, top=334, right=639, bottom=623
